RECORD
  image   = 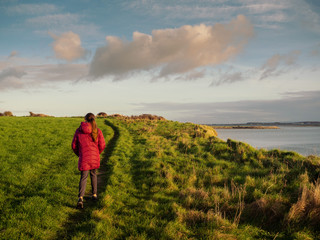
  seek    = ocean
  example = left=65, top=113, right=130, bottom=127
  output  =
left=215, top=127, right=320, bottom=156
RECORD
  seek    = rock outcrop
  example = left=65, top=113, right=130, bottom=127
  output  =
left=97, top=112, right=108, bottom=118
left=29, top=112, right=51, bottom=117
left=107, top=113, right=166, bottom=121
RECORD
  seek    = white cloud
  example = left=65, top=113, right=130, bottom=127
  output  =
left=25, top=13, right=102, bottom=39
left=0, top=59, right=88, bottom=91
left=125, top=0, right=291, bottom=29
left=211, top=71, right=244, bottom=86
left=25, top=64, right=88, bottom=82
left=260, top=51, right=300, bottom=80
left=26, top=14, right=79, bottom=27
left=174, top=70, right=206, bottom=81
left=259, top=13, right=288, bottom=23
left=6, top=3, right=58, bottom=15
left=209, top=50, right=302, bottom=86
left=151, top=5, right=236, bottom=20
left=290, top=1, right=319, bottom=34
left=245, top=3, right=287, bottom=14
left=50, top=32, right=88, bottom=62
left=0, top=67, right=26, bottom=90
left=89, top=15, right=254, bottom=80
left=151, top=3, right=288, bottom=22
left=0, top=67, right=25, bottom=80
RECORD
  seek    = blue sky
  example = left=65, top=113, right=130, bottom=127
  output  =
left=0, top=0, right=319, bottom=123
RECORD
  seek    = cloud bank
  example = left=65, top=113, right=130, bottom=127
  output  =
left=0, top=67, right=26, bottom=90
left=89, top=15, right=254, bottom=80
left=50, top=31, right=87, bottom=62
left=6, top=3, right=58, bottom=15
left=0, top=61, right=88, bottom=90
left=211, top=69, right=246, bottom=86
left=126, top=0, right=290, bottom=29
left=135, top=91, right=320, bottom=124
left=210, top=49, right=302, bottom=86
left=260, top=51, right=300, bottom=80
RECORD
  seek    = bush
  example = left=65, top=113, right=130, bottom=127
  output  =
left=3, top=111, right=13, bottom=116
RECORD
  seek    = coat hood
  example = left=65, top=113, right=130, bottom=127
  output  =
left=80, top=122, right=92, bottom=134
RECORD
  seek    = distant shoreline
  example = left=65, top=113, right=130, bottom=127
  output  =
left=212, top=126, right=279, bottom=129
left=207, top=121, right=320, bottom=128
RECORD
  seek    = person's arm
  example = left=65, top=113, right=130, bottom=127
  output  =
left=71, top=129, right=80, bottom=156
left=98, top=129, right=106, bottom=154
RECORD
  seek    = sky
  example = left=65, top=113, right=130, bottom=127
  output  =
left=0, top=0, right=320, bottom=124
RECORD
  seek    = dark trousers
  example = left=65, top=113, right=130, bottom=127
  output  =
left=78, top=169, right=97, bottom=197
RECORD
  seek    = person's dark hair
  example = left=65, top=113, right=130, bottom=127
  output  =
left=85, top=113, right=98, bottom=142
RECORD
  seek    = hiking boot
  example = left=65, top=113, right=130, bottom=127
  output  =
left=76, top=197, right=84, bottom=209
left=92, top=194, right=98, bottom=201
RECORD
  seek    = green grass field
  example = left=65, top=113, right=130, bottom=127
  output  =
left=1, top=116, right=320, bottom=239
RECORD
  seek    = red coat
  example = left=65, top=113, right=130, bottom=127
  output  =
left=72, top=122, right=106, bottom=171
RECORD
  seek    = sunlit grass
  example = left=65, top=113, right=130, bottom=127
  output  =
left=0, top=117, right=112, bottom=239
left=1, top=116, right=320, bottom=239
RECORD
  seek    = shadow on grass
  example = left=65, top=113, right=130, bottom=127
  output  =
left=115, top=138, right=176, bottom=239
left=53, top=120, right=119, bottom=240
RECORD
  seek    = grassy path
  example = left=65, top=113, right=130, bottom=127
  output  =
left=59, top=118, right=151, bottom=239
left=54, top=120, right=117, bottom=239
left=87, top=119, right=187, bottom=239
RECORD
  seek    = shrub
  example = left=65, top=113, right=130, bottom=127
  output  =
left=4, top=111, right=13, bottom=116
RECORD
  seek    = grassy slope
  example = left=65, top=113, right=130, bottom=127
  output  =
left=90, top=118, right=320, bottom=240
left=1, top=117, right=320, bottom=239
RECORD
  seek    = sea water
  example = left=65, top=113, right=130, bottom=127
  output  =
left=216, top=127, right=320, bottom=156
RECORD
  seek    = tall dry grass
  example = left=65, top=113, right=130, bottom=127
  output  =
left=287, top=179, right=320, bottom=230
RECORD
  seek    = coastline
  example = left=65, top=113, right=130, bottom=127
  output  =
left=207, top=121, right=320, bottom=129
left=215, top=126, right=320, bottom=156
left=212, top=126, right=279, bottom=129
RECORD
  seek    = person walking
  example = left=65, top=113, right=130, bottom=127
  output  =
left=72, top=113, right=106, bottom=209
